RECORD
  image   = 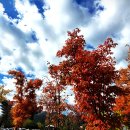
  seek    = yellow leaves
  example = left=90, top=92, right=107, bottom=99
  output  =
left=0, top=85, right=12, bottom=102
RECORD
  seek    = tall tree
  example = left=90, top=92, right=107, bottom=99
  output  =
left=49, top=28, right=123, bottom=129
left=8, top=70, right=42, bottom=128
left=114, top=46, right=130, bottom=128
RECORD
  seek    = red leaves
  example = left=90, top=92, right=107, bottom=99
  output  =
left=56, top=28, right=85, bottom=58
left=48, top=28, right=122, bottom=129
left=85, top=119, right=109, bottom=130
left=8, top=70, right=24, bottom=78
left=27, top=79, right=42, bottom=90
left=33, top=79, right=42, bottom=88
left=8, top=70, right=25, bottom=86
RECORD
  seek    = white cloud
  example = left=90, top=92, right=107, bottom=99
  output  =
left=66, top=87, right=75, bottom=105
left=1, top=77, right=16, bottom=100
left=0, top=3, right=4, bottom=13
left=0, top=1, right=45, bottom=76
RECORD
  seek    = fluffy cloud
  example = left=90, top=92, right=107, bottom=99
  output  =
left=0, top=1, right=45, bottom=76
left=80, top=0, right=130, bottom=65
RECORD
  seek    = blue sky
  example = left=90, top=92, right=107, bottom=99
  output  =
left=0, top=0, right=130, bottom=103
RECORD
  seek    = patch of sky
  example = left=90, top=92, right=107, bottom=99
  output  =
left=9, top=20, right=20, bottom=25
left=85, top=43, right=95, bottom=50
left=0, top=0, right=19, bottom=19
left=31, top=31, right=38, bottom=42
left=74, top=0, right=104, bottom=15
left=0, top=73, right=12, bottom=84
left=62, top=110, right=72, bottom=116
left=26, top=31, right=38, bottom=43
left=29, top=0, right=45, bottom=16
left=16, top=66, right=35, bottom=79
left=26, top=73, right=35, bottom=79
left=15, top=66, right=26, bottom=73
left=9, top=22, right=14, bottom=26
left=111, top=33, right=122, bottom=40
left=97, top=5, right=104, bottom=11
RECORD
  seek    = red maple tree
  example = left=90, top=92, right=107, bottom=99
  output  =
left=49, top=28, right=123, bottom=129
left=39, top=81, right=67, bottom=128
left=8, top=70, right=42, bottom=127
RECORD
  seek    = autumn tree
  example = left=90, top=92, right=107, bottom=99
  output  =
left=49, top=28, right=123, bottom=129
left=8, top=70, right=42, bottom=128
left=114, top=46, right=130, bottom=128
left=63, top=104, right=85, bottom=130
left=39, top=81, right=67, bottom=129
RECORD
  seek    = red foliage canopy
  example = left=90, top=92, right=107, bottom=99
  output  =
left=49, top=28, right=123, bottom=129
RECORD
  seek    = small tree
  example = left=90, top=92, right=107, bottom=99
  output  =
left=39, top=81, right=67, bottom=128
left=114, top=47, right=130, bottom=128
left=8, top=70, right=42, bottom=128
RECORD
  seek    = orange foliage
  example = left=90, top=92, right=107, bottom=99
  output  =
left=8, top=70, right=42, bottom=127
left=114, top=47, right=130, bottom=127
